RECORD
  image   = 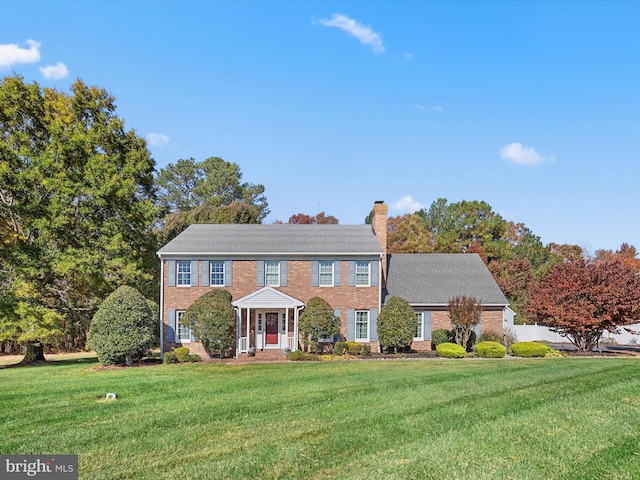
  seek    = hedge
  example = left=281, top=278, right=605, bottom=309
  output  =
left=436, top=342, right=466, bottom=358
left=475, top=341, right=506, bottom=358
left=511, top=341, right=549, bottom=358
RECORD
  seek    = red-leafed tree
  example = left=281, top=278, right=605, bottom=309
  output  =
left=528, top=257, right=640, bottom=352
left=287, top=212, right=339, bottom=224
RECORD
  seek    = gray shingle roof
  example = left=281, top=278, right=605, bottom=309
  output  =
left=384, top=253, right=508, bottom=306
left=157, top=224, right=383, bottom=255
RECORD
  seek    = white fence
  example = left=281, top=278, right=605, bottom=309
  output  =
left=512, top=324, right=640, bottom=345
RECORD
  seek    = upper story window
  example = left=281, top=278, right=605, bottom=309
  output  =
left=319, top=261, right=334, bottom=287
left=265, top=261, right=280, bottom=287
left=177, top=261, right=191, bottom=286
left=210, top=261, right=224, bottom=286
left=355, top=261, right=370, bottom=286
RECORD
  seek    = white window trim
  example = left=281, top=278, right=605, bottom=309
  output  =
left=176, top=261, right=191, bottom=287
left=265, top=261, right=280, bottom=287
left=355, top=310, right=369, bottom=342
left=355, top=261, right=370, bottom=287
left=176, top=310, right=192, bottom=343
left=319, top=261, right=334, bottom=287
left=414, top=312, right=424, bottom=341
left=210, top=261, right=225, bottom=287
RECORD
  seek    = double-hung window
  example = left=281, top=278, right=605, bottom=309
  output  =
left=319, top=261, right=334, bottom=287
left=176, top=311, right=192, bottom=342
left=265, top=261, right=280, bottom=287
left=355, top=261, right=370, bottom=286
left=415, top=312, right=424, bottom=341
left=355, top=311, right=369, bottom=341
left=210, top=261, right=224, bottom=286
left=177, top=261, right=191, bottom=286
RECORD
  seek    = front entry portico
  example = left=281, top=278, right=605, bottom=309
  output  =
left=232, top=286, right=304, bottom=356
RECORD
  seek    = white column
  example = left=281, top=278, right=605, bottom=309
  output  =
left=285, top=307, right=289, bottom=349
left=246, top=307, right=250, bottom=350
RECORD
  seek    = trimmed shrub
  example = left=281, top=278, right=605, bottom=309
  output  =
left=87, top=286, right=156, bottom=366
left=181, top=289, right=235, bottom=355
left=346, top=342, right=363, bottom=355
left=360, top=344, right=372, bottom=356
left=299, top=297, right=340, bottom=352
left=475, top=341, right=506, bottom=358
left=545, top=347, right=567, bottom=358
left=436, top=342, right=467, bottom=358
left=163, top=352, right=178, bottom=364
left=377, top=296, right=418, bottom=353
left=334, top=341, right=347, bottom=356
left=174, top=347, right=190, bottom=362
left=431, top=329, right=451, bottom=350
left=287, top=350, right=318, bottom=361
left=187, top=354, right=201, bottom=362
left=511, top=341, right=549, bottom=358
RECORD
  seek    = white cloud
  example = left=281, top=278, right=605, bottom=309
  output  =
left=500, top=142, right=553, bottom=166
left=392, top=195, right=425, bottom=213
left=0, top=39, right=41, bottom=67
left=318, top=14, right=385, bottom=54
left=146, top=133, right=170, bottom=147
left=39, top=62, right=69, bottom=79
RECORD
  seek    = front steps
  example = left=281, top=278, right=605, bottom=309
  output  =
left=229, top=349, right=288, bottom=364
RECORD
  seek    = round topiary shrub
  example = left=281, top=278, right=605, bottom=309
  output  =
left=511, top=341, right=549, bottom=358
left=475, top=341, right=506, bottom=358
left=431, top=329, right=451, bottom=350
left=436, top=342, right=467, bottom=358
left=87, top=286, right=156, bottom=366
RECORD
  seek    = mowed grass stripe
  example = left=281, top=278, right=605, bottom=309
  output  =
left=1, top=358, right=639, bottom=479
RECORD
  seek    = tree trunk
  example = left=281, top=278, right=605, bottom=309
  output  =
left=23, top=341, right=45, bottom=363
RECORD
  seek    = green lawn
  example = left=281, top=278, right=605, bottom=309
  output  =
left=1, top=357, right=639, bottom=479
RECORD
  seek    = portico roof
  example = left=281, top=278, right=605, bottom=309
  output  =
left=232, top=286, right=304, bottom=309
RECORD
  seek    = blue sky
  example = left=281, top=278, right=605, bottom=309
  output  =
left=2, top=1, right=639, bottom=252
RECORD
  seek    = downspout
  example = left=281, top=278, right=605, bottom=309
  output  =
left=378, top=253, right=383, bottom=353
left=158, top=254, right=164, bottom=360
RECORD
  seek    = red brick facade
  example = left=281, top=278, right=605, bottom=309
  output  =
left=161, top=259, right=380, bottom=354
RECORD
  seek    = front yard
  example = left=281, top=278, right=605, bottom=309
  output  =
left=1, top=357, right=639, bottom=479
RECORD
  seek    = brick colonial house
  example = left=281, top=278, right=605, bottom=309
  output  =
left=157, top=201, right=511, bottom=359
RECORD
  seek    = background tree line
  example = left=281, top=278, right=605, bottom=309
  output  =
left=2, top=74, right=638, bottom=359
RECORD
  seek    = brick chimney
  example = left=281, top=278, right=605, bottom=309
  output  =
left=371, top=201, right=388, bottom=286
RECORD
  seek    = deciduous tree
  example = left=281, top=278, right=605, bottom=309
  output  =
left=0, top=75, right=159, bottom=352
left=287, top=212, right=339, bottom=224
left=448, top=296, right=482, bottom=350
left=528, top=257, right=640, bottom=352
left=387, top=214, right=433, bottom=253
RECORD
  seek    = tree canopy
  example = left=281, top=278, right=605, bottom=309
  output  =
left=527, top=257, right=640, bottom=352
left=448, top=295, right=482, bottom=350
left=286, top=212, right=339, bottom=224
left=156, top=156, right=268, bottom=216
left=0, top=75, right=159, bottom=353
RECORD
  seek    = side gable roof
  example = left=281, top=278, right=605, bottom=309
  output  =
left=157, top=224, right=383, bottom=256
left=384, top=253, right=509, bottom=306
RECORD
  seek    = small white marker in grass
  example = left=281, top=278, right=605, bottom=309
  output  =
left=105, top=393, right=117, bottom=400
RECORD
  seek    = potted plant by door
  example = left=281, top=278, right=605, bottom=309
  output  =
left=247, top=347, right=256, bottom=357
